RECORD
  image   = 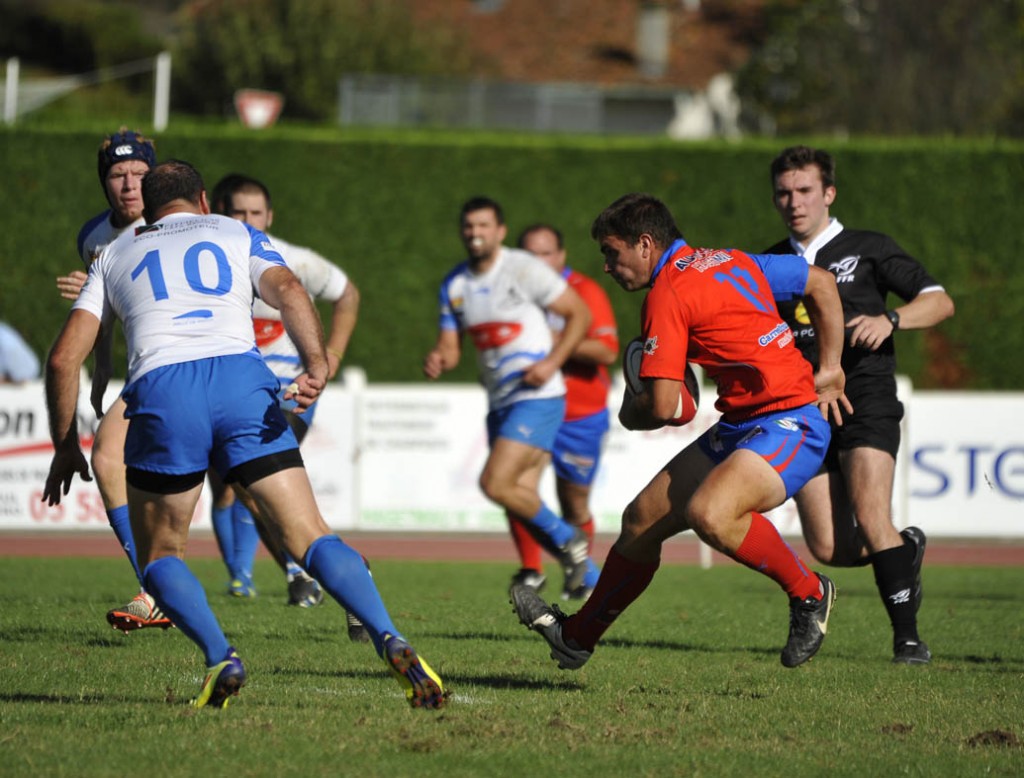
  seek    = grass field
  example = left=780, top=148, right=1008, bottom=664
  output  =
left=1, top=556, right=1022, bottom=776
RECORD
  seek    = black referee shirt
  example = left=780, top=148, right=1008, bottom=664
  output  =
left=763, top=226, right=941, bottom=381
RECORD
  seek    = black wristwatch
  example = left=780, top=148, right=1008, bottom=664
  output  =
left=885, top=309, right=900, bottom=331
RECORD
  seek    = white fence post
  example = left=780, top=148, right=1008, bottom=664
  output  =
left=4, top=57, right=19, bottom=125
left=153, top=51, right=171, bottom=131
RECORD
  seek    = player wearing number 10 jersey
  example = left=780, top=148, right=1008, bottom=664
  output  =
left=77, top=215, right=283, bottom=384
left=47, top=160, right=445, bottom=709
left=511, top=192, right=852, bottom=673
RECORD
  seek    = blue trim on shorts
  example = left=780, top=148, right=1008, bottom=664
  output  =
left=486, top=397, right=565, bottom=452
left=552, top=408, right=609, bottom=486
left=696, top=403, right=830, bottom=499
left=123, top=354, right=299, bottom=478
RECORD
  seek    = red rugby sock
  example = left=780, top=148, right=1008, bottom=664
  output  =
left=579, top=518, right=595, bottom=552
left=734, top=512, right=821, bottom=601
left=564, top=547, right=659, bottom=651
left=507, top=514, right=543, bottom=571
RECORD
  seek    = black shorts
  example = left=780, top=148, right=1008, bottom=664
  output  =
left=821, top=374, right=903, bottom=472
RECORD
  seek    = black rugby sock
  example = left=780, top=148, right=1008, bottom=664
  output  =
left=871, top=542, right=919, bottom=646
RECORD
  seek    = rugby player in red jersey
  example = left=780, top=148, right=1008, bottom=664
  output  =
left=512, top=192, right=851, bottom=670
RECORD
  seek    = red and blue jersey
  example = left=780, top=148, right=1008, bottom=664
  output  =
left=562, top=268, right=618, bottom=421
left=638, top=239, right=817, bottom=422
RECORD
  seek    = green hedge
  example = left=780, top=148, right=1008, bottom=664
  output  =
left=2, top=126, right=1019, bottom=388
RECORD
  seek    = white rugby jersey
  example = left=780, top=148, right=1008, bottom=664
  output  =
left=77, top=209, right=143, bottom=266
left=438, top=247, right=567, bottom=409
left=251, top=233, right=349, bottom=382
left=74, top=213, right=287, bottom=384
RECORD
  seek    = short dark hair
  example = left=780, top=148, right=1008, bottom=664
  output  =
left=460, top=196, right=504, bottom=226
left=591, top=193, right=682, bottom=248
left=210, top=173, right=272, bottom=215
left=517, top=223, right=563, bottom=250
left=770, top=145, right=836, bottom=189
left=142, top=160, right=205, bottom=224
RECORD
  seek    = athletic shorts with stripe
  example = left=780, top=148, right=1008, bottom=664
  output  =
left=697, top=402, right=831, bottom=499
left=123, top=353, right=300, bottom=479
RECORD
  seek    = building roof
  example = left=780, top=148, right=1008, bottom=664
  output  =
left=411, top=0, right=765, bottom=90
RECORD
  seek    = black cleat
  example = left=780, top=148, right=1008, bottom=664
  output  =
left=893, top=639, right=931, bottom=665
left=781, top=573, right=836, bottom=668
left=510, top=584, right=591, bottom=670
left=509, top=567, right=547, bottom=594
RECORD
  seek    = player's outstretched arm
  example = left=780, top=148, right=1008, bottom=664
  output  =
left=43, top=310, right=98, bottom=505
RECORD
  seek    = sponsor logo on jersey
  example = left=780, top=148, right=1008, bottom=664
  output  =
left=135, top=224, right=161, bottom=236
left=678, top=248, right=733, bottom=273
left=468, top=321, right=523, bottom=349
left=829, top=255, right=860, bottom=284
left=758, top=322, right=793, bottom=348
left=643, top=335, right=659, bottom=355
left=774, top=416, right=801, bottom=432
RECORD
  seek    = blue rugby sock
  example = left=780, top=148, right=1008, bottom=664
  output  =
left=230, top=501, right=260, bottom=584
left=106, top=504, right=143, bottom=586
left=303, top=534, right=398, bottom=655
left=143, top=556, right=230, bottom=666
left=528, top=503, right=575, bottom=551
left=210, top=504, right=235, bottom=577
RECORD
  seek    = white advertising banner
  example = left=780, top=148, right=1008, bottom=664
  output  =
left=0, top=381, right=354, bottom=534
left=906, top=392, right=1024, bottom=538
left=1, top=379, right=1022, bottom=538
left=356, top=385, right=496, bottom=531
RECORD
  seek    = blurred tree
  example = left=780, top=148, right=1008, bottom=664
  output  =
left=0, top=0, right=162, bottom=71
left=735, top=0, right=1024, bottom=137
left=172, top=0, right=487, bottom=120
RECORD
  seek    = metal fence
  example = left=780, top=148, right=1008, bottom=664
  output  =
left=338, top=73, right=687, bottom=136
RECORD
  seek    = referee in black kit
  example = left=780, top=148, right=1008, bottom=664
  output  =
left=763, top=145, right=955, bottom=665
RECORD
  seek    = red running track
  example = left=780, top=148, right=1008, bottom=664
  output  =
left=2, top=531, right=1023, bottom=566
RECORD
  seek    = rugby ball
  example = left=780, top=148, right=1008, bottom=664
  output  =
left=623, top=335, right=700, bottom=422
left=623, top=337, right=646, bottom=395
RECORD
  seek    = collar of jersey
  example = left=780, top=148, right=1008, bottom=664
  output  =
left=790, top=218, right=844, bottom=263
left=650, top=238, right=689, bottom=286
